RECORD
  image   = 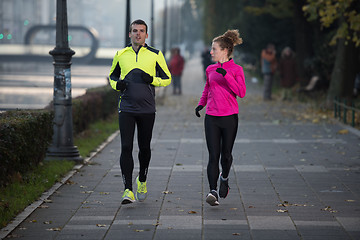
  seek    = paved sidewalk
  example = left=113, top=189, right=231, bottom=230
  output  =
left=2, top=55, right=360, bottom=240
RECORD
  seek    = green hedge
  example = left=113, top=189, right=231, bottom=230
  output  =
left=0, top=85, right=119, bottom=187
left=71, top=86, right=119, bottom=135
left=0, top=110, right=53, bottom=187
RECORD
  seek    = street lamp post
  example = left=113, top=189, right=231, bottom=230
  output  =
left=46, top=0, right=82, bottom=162
left=151, top=0, right=154, bottom=46
left=125, top=0, right=130, bottom=46
left=162, top=0, right=168, bottom=54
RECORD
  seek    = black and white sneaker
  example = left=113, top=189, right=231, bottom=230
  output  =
left=206, top=190, right=219, bottom=206
left=219, top=173, right=230, bottom=198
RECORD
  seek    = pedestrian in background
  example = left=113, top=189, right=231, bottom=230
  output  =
left=279, top=46, right=297, bottom=101
left=109, top=19, right=171, bottom=204
left=168, top=47, right=185, bottom=95
left=201, top=47, right=213, bottom=81
left=261, top=43, right=277, bottom=101
left=195, top=29, right=246, bottom=206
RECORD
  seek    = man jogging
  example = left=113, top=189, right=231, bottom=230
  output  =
left=109, top=19, right=171, bottom=204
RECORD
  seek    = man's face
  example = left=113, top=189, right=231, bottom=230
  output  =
left=129, top=24, right=148, bottom=46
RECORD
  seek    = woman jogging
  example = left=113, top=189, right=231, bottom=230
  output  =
left=195, top=29, right=246, bottom=206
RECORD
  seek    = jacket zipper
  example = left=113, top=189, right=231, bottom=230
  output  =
left=135, top=45, right=142, bottom=62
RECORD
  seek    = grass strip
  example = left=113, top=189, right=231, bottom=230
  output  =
left=0, top=160, right=75, bottom=228
left=74, top=113, right=118, bottom=158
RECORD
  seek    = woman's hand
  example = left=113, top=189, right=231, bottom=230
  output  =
left=195, top=105, right=204, bottom=117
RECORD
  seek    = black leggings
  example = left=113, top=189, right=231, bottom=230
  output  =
left=205, top=114, right=238, bottom=191
left=119, top=112, right=155, bottom=191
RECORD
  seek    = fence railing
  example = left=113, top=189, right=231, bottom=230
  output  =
left=334, top=97, right=359, bottom=127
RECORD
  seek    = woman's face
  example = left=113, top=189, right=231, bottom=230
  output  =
left=210, top=41, right=228, bottom=63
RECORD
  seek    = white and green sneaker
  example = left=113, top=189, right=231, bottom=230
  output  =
left=121, top=189, right=135, bottom=204
left=136, top=177, right=147, bottom=202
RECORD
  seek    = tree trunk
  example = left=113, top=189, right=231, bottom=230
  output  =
left=293, top=0, right=314, bottom=86
left=326, top=38, right=360, bottom=106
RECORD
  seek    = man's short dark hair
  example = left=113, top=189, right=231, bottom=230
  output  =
left=129, top=19, right=148, bottom=33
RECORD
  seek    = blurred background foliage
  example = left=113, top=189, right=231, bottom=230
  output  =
left=201, top=0, right=360, bottom=104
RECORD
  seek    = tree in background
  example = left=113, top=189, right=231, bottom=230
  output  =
left=202, top=0, right=296, bottom=76
left=303, top=0, right=360, bottom=104
left=244, top=0, right=314, bottom=84
left=202, top=0, right=360, bottom=105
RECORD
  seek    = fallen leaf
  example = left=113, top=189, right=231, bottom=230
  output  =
left=43, top=221, right=52, bottom=225
left=321, top=206, right=337, bottom=213
left=96, top=224, right=106, bottom=227
left=135, top=229, right=144, bottom=232
left=346, top=200, right=355, bottom=202
left=248, top=205, right=255, bottom=208
left=128, top=222, right=133, bottom=225
left=80, top=185, right=87, bottom=188
left=337, top=129, right=349, bottom=135
left=82, top=201, right=89, bottom=204
left=81, top=191, right=94, bottom=194
left=6, top=234, right=21, bottom=238
left=46, top=227, right=61, bottom=231
left=176, top=163, right=183, bottom=166
left=39, top=205, right=49, bottom=209
left=65, top=180, right=75, bottom=185
left=278, top=201, right=310, bottom=207
left=162, top=191, right=173, bottom=194
left=276, top=209, right=288, bottom=213
left=188, top=210, right=197, bottom=214
left=272, top=120, right=281, bottom=125
left=43, top=199, right=53, bottom=203
left=230, top=208, right=238, bottom=210
left=232, top=233, right=241, bottom=236
left=29, top=219, right=37, bottom=223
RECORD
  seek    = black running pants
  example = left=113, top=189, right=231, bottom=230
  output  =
left=205, top=114, right=238, bottom=191
left=119, top=112, right=155, bottom=191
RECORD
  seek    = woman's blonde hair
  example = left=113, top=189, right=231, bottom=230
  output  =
left=213, top=29, right=243, bottom=57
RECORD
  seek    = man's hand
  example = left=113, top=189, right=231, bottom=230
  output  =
left=142, top=72, right=153, bottom=84
left=116, top=80, right=127, bottom=92
left=216, top=68, right=227, bottom=77
left=195, top=105, right=204, bottom=118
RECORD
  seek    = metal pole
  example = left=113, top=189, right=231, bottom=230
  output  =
left=151, top=0, right=154, bottom=46
left=46, top=0, right=82, bottom=162
left=125, top=0, right=130, bottom=47
left=162, top=0, right=167, bottom=54
left=343, top=99, right=347, bottom=124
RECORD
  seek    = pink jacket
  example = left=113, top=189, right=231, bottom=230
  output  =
left=198, top=59, right=246, bottom=116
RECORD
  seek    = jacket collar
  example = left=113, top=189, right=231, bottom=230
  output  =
left=217, top=58, right=234, bottom=66
left=128, top=43, right=148, bottom=52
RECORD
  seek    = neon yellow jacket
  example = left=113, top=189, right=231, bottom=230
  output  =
left=109, top=44, right=171, bottom=113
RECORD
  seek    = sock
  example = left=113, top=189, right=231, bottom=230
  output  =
left=220, top=175, right=228, bottom=181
